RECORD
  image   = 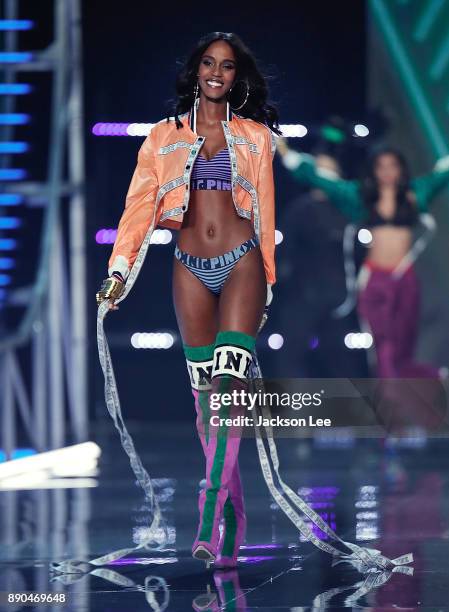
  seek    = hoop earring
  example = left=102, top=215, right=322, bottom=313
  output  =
left=193, top=81, right=199, bottom=101
left=229, top=80, right=250, bottom=111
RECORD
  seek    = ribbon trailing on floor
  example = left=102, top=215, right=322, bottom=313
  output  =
left=248, top=353, right=414, bottom=572
left=52, top=199, right=414, bottom=575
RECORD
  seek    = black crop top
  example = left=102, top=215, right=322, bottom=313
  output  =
left=366, top=204, right=419, bottom=228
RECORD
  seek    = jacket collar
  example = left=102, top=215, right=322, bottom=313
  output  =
left=188, top=97, right=233, bottom=133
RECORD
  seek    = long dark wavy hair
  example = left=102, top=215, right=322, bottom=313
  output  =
left=167, top=32, right=282, bottom=135
left=361, top=146, right=415, bottom=217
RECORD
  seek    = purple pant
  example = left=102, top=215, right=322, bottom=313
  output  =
left=357, top=263, right=439, bottom=379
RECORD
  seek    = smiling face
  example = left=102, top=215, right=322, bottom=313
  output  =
left=197, top=40, right=236, bottom=101
left=374, top=153, right=403, bottom=188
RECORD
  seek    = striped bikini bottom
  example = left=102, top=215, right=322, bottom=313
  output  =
left=174, top=236, right=260, bottom=295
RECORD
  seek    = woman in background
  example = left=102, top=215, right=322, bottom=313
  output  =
left=277, top=139, right=449, bottom=378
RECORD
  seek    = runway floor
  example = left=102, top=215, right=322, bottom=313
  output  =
left=1, top=421, right=449, bottom=611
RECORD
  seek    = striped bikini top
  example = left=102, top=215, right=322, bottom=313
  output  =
left=190, top=146, right=232, bottom=191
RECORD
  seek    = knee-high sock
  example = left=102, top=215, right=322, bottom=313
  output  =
left=183, top=342, right=246, bottom=560
left=183, top=344, right=246, bottom=564
left=193, top=330, right=255, bottom=556
left=183, top=343, right=214, bottom=452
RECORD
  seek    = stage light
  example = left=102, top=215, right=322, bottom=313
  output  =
left=354, top=124, right=369, bottom=137
left=0, top=448, right=36, bottom=462
left=0, top=275, right=11, bottom=286
left=0, top=475, right=98, bottom=490
left=0, top=258, right=14, bottom=270
left=309, top=336, right=319, bottom=350
left=0, top=142, right=28, bottom=153
left=131, top=332, right=175, bottom=349
left=279, top=124, right=308, bottom=138
left=0, top=169, right=27, bottom=180
left=344, top=332, right=373, bottom=349
left=92, top=122, right=309, bottom=137
left=150, top=229, right=172, bottom=244
left=127, top=123, right=155, bottom=137
left=0, top=194, right=23, bottom=206
left=0, top=20, right=34, bottom=30
left=96, top=228, right=172, bottom=245
left=95, top=228, right=117, bottom=244
left=91, top=122, right=130, bottom=136
left=268, top=333, right=284, bottom=350
left=0, top=217, right=21, bottom=229
left=0, top=442, right=101, bottom=480
left=0, top=52, right=33, bottom=62
left=358, top=228, right=373, bottom=244
left=0, top=113, right=30, bottom=125
left=0, top=84, right=31, bottom=95
left=0, top=238, right=17, bottom=250
left=275, top=229, right=283, bottom=245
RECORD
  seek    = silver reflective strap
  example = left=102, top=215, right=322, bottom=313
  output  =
left=52, top=564, right=170, bottom=611
left=311, top=568, right=411, bottom=608
left=51, top=207, right=169, bottom=575
left=248, top=352, right=414, bottom=572
left=233, top=135, right=260, bottom=153
left=236, top=174, right=260, bottom=236
left=156, top=176, right=185, bottom=207
left=332, top=223, right=358, bottom=319
left=392, top=213, right=436, bottom=279
left=158, top=141, right=191, bottom=155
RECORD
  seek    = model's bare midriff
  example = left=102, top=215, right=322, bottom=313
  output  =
left=177, top=189, right=255, bottom=257
left=367, top=226, right=413, bottom=268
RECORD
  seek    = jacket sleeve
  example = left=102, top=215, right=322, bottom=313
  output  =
left=108, top=130, right=159, bottom=279
left=281, top=150, right=364, bottom=222
left=257, top=127, right=277, bottom=285
left=411, top=155, right=449, bottom=212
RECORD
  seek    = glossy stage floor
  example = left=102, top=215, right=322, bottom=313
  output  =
left=1, top=421, right=449, bottom=611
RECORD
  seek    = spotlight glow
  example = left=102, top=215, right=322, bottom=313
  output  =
left=354, top=124, right=369, bottom=137
left=344, top=332, right=373, bottom=349
left=0, top=194, right=23, bottom=206
left=358, top=228, right=373, bottom=244
left=275, top=229, right=284, bottom=245
left=92, top=122, right=308, bottom=138
left=131, top=332, right=175, bottom=349
left=150, top=229, right=172, bottom=245
left=0, top=442, right=101, bottom=479
left=279, top=124, right=308, bottom=138
left=268, top=333, right=284, bottom=350
left=127, top=123, right=155, bottom=137
left=96, top=228, right=172, bottom=245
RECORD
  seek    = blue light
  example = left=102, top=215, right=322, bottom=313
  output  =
left=0, top=20, right=34, bottom=31
left=0, top=258, right=14, bottom=270
left=0, top=275, right=11, bottom=286
left=0, top=52, right=33, bottom=63
left=0, top=238, right=17, bottom=250
left=0, top=113, right=30, bottom=125
left=0, top=84, right=32, bottom=95
left=0, top=194, right=23, bottom=206
left=0, top=289, right=5, bottom=301
left=0, top=169, right=27, bottom=180
left=0, top=448, right=37, bottom=462
left=0, top=142, right=29, bottom=153
left=0, top=218, right=21, bottom=229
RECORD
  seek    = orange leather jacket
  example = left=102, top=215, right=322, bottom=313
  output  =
left=108, top=103, right=277, bottom=284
